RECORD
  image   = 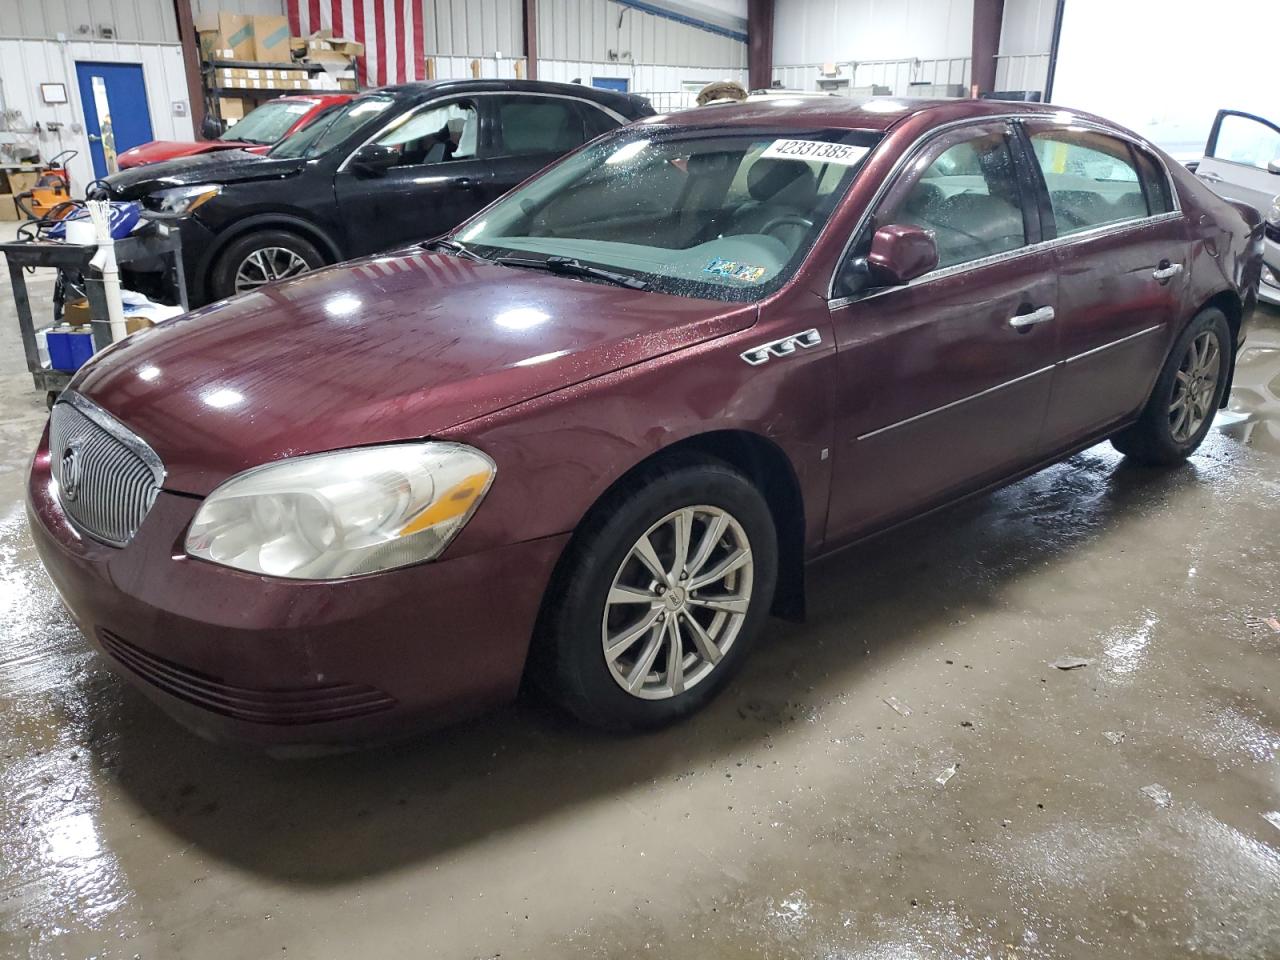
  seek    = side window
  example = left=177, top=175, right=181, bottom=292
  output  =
left=1029, top=130, right=1146, bottom=235
left=371, top=101, right=478, bottom=167
left=1210, top=113, right=1280, bottom=170
left=579, top=103, right=621, bottom=140
left=882, top=130, right=1028, bottom=269
left=1133, top=147, right=1174, bottom=215
left=497, top=97, right=588, bottom=156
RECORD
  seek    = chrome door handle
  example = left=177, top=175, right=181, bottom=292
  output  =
left=1153, top=263, right=1183, bottom=280
left=1009, top=306, right=1055, bottom=329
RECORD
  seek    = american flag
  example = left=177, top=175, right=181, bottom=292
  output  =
left=286, top=0, right=425, bottom=88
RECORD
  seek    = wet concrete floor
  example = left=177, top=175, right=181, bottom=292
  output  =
left=1, top=249, right=1278, bottom=958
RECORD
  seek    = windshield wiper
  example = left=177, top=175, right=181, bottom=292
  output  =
left=421, top=237, right=488, bottom=262
left=494, top=255, right=648, bottom=290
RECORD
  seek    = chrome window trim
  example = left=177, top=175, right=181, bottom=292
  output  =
left=826, top=112, right=1184, bottom=304
left=828, top=210, right=1184, bottom=311
left=57, top=391, right=165, bottom=485
left=337, top=91, right=628, bottom=174
left=856, top=364, right=1056, bottom=441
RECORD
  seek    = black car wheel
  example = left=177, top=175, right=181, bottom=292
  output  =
left=210, top=230, right=325, bottom=300
left=533, top=455, right=778, bottom=731
left=1111, top=307, right=1231, bottom=465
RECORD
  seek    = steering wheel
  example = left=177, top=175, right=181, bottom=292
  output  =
left=760, top=213, right=815, bottom=239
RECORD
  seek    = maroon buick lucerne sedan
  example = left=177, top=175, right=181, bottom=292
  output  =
left=28, top=97, right=1263, bottom=746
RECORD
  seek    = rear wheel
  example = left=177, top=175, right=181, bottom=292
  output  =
left=534, top=456, right=777, bottom=731
left=209, top=229, right=325, bottom=300
left=1111, top=307, right=1231, bottom=465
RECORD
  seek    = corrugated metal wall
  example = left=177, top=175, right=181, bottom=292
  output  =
left=189, top=0, right=287, bottom=16
left=426, top=0, right=525, bottom=57
left=0, top=0, right=178, bottom=44
left=538, top=0, right=744, bottom=68
left=771, top=0, right=1053, bottom=97
left=995, top=0, right=1053, bottom=94
left=0, top=37, right=193, bottom=187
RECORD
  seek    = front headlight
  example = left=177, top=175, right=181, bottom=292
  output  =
left=185, top=443, right=495, bottom=579
left=148, top=183, right=222, bottom=218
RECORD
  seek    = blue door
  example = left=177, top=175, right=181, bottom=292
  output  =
left=75, top=62, right=154, bottom=178
left=591, top=77, right=629, bottom=92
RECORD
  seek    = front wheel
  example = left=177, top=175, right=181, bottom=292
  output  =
left=534, top=457, right=778, bottom=731
left=209, top=229, right=325, bottom=301
left=1111, top=307, right=1231, bottom=465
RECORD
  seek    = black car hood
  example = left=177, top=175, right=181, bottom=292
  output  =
left=106, top=150, right=306, bottom=199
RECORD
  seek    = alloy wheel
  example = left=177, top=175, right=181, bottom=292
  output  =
left=234, top=247, right=313, bottom=293
left=601, top=506, right=753, bottom=700
left=1169, top=330, right=1220, bottom=443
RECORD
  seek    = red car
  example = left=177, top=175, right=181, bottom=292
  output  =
left=117, top=94, right=352, bottom=169
left=28, top=97, right=1263, bottom=748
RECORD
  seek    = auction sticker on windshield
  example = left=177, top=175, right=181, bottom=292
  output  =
left=760, top=139, right=870, bottom=165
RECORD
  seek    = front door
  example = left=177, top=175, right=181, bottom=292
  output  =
left=1195, top=110, right=1280, bottom=214
left=75, top=62, right=154, bottom=178
left=480, top=94, right=603, bottom=206
left=827, top=121, right=1059, bottom=541
left=333, top=97, right=493, bottom=255
left=1022, top=122, right=1191, bottom=448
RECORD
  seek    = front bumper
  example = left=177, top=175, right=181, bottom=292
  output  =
left=26, top=428, right=568, bottom=748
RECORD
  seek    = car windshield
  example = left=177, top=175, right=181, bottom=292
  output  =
left=457, top=124, right=882, bottom=301
left=219, top=99, right=315, bottom=145
left=269, top=96, right=395, bottom=159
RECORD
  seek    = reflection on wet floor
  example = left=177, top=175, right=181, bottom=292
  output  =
left=0, top=309, right=1278, bottom=959
left=1216, top=319, right=1280, bottom=453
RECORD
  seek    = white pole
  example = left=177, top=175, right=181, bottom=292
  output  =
left=85, top=200, right=127, bottom=344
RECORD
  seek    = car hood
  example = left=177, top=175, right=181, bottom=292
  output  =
left=106, top=149, right=303, bottom=199
left=117, top=140, right=258, bottom=169
left=70, top=249, right=757, bottom=495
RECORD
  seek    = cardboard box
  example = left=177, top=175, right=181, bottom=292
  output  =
left=219, top=97, right=246, bottom=121
left=4, top=171, right=39, bottom=195
left=196, top=12, right=255, bottom=61
left=0, top=194, right=20, bottom=221
left=254, top=15, right=292, bottom=62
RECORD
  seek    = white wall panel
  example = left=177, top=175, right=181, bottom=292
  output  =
left=994, top=0, right=1053, bottom=94
left=1, top=0, right=179, bottom=44
left=538, top=0, right=745, bottom=69
left=190, top=0, right=287, bottom=16
left=771, top=57, right=970, bottom=96
left=0, top=38, right=193, bottom=189
left=773, top=0, right=972, bottom=66
left=426, top=0, right=524, bottom=57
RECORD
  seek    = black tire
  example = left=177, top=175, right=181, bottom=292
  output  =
left=1111, top=307, right=1231, bottom=465
left=208, top=229, right=326, bottom=301
left=533, top=455, right=778, bottom=732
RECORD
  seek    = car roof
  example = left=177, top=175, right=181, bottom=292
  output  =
left=363, top=78, right=649, bottom=114
left=653, top=95, right=1112, bottom=135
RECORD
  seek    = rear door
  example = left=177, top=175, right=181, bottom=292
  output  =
left=1021, top=122, right=1190, bottom=450
left=826, top=120, right=1059, bottom=541
left=333, top=96, right=493, bottom=255
left=1195, top=110, right=1280, bottom=213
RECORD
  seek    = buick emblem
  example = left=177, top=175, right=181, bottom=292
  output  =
left=60, top=442, right=83, bottom=502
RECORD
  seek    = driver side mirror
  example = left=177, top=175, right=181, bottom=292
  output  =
left=200, top=113, right=223, bottom=141
left=866, top=224, right=939, bottom=286
left=350, top=144, right=398, bottom=176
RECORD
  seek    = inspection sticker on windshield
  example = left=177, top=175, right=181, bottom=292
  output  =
left=760, top=139, right=869, bottom=165
left=704, top=258, right=766, bottom=282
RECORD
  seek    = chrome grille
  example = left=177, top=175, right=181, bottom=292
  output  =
left=49, top=393, right=165, bottom=546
